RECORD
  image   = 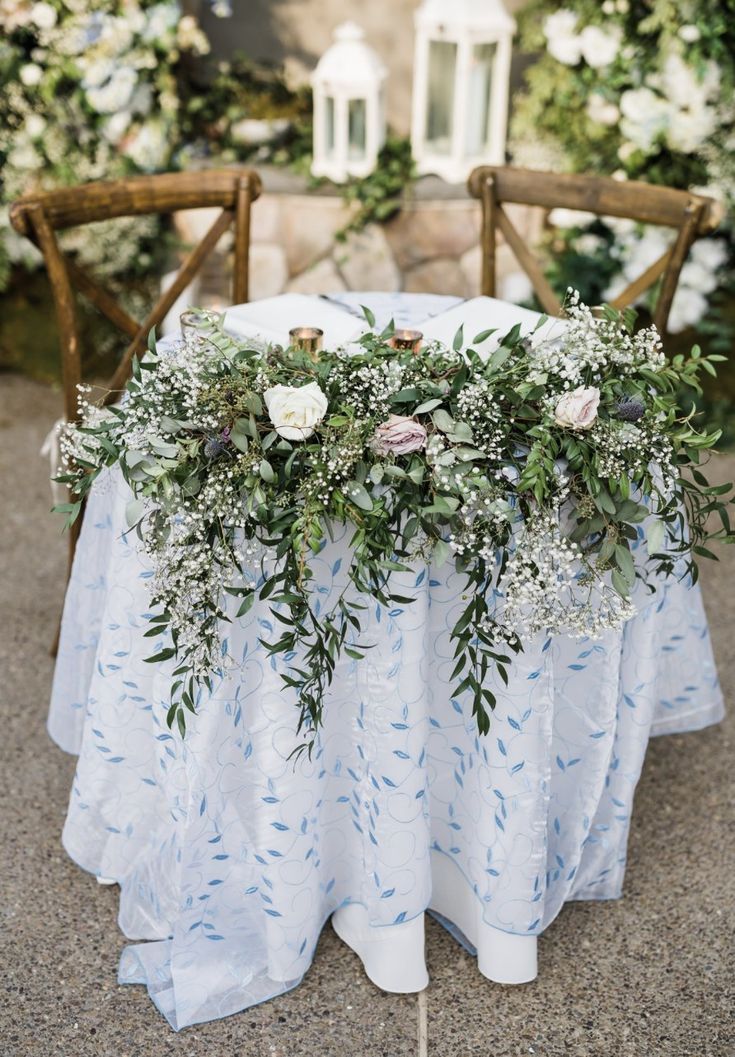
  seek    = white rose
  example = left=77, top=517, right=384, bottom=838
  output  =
left=679, top=260, right=718, bottom=297
left=123, top=121, right=168, bottom=170
left=619, top=87, right=672, bottom=151
left=24, top=113, right=46, bottom=138
left=679, top=24, right=701, bottom=43
left=586, top=92, right=620, bottom=126
left=554, top=386, right=601, bottom=430
left=19, top=63, right=43, bottom=87
left=667, top=288, right=707, bottom=334
left=103, top=110, right=132, bottom=144
left=544, top=10, right=578, bottom=38
left=543, top=10, right=582, bottom=65
left=264, top=382, right=328, bottom=441
left=547, top=33, right=583, bottom=66
left=666, top=105, right=715, bottom=153
left=661, top=53, right=718, bottom=109
left=86, top=66, right=137, bottom=114
left=579, top=25, right=622, bottom=68
left=690, top=238, right=728, bottom=272
left=31, top=1, right=56, bottom=29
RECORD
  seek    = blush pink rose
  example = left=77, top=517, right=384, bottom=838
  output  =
left=554, top=386, right=600, bottom=430
left=372, top=414, right=427, bottom=455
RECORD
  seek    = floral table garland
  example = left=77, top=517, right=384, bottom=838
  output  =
left=57, top=295, right=732, bottom=750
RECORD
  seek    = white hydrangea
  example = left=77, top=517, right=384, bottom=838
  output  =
left=667, top=287, right=708, bottom=334
left=619, top=87, right=672, bottom=152
left=586, top=92, right=620, bottom=126
left=543, top=9, right=582, bottom=65
left=85, top=66, right=137, bottom=113
left=122, top=120, right=169, bottom=171
left=30, top=2, right=56, bottom=29
left=578, top=24, right=622, bottom=68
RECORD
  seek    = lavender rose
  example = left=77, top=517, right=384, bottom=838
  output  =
left=554, top=386, right=600, bottom=430
left=372, top=414, right=427, bottom=455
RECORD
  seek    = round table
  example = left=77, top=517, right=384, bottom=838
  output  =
left=49, top=292, right=724, bottom=1030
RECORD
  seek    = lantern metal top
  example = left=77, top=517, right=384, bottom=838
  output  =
left=415, top=0, right=516, bottom=33
left=311, top=22, right=387, bottom=90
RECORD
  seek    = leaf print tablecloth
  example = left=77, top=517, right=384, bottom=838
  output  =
left=48, top=293, right=724, bottom=1030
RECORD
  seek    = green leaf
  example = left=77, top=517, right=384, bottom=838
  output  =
left=646, top=519, right=665, bottom=556
left=472, top=328, right=497, bottom=344
left=125, top=499, right=144, bottom=528
left=259, top=459, right=275, bottom=483
left=230, top=430, right=248, bottom=453
left=611, top=569, right=630, bottom=597
left=614, top=544, right=635, bottom=585
left=433, top=409, right=456, bottom=433
left=433, top=539, right=450, bottom=566
left=236, top=593, right=256, bottom=618
left=144, top=648, right=176, bottom=663
left=360, top=304, right=376, bottom=328
left=414, top=397, right=443, bottom=415
left=452, top=323, right=464, bottom=352
left=344, top=481, right=373, bottom=511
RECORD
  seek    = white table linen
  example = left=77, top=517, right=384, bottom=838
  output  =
left=48, top=293, right=724, bottom=1030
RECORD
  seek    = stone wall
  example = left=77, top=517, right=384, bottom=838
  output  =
left=173, top=168, right=543, bottom=310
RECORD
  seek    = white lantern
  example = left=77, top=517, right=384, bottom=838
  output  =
left=410, top=0, right=516, bottom=184
left=311, top=22, right=387, bottom=184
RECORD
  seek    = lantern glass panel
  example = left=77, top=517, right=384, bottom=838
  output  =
left=348, top=98, right=367, bottom=159
left=466, top=42, right=497, bottom=155
left=425, top=39, right=457, bottom=154
left=325, top=95, right=336, bottom=157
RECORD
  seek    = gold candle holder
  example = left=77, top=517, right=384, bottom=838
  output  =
left=289, top=326, right=324, bottom=359
left=388, top=329, right=423, bottom=353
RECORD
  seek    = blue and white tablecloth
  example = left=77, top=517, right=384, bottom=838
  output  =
left=48, top=293, right=724, bottom=1030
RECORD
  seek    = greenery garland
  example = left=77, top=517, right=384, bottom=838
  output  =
left=57, top=298, right=732, bottom=751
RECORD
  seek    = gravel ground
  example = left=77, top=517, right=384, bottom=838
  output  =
left=1, top=373, right=733, bottom=1057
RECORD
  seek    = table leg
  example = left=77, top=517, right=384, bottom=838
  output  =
left=331, top=903, right=429, bottom=993
left=430, top=852, right=538, bottom=985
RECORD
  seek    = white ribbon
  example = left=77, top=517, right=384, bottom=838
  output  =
left=40, top=417, right=68, bottom=506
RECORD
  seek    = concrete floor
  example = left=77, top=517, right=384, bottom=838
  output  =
left=0, top=372, right=733, bottom=1057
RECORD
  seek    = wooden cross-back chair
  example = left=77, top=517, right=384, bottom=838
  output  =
left=10, top=168, right=261, bottom=645
left=9, top=167, right=262, bottom=424
left=467, top=165, right=720, bottom=334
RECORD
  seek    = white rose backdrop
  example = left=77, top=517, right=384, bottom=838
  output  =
left=511, top=0, right=735, bottom=355
left=0, top=0, right=211, bottom=291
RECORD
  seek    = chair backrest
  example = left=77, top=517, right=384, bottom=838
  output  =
left=467, top=165, right=719, bottom=336
left=10, top=168, right=262, bottom=421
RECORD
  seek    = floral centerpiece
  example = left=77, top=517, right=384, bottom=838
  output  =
left=511, top=0, right=734, bottom=340
left=0, top=0, right=210, bottom=291
left=57, top=297, right=732, bottom=748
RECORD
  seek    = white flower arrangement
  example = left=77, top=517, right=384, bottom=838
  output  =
left=0, top=0, right=210, bottom=289
left=512, top=0, right=735, bottom=338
